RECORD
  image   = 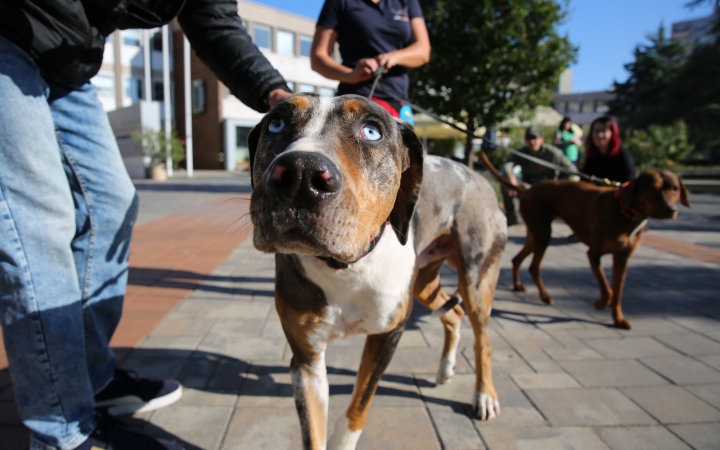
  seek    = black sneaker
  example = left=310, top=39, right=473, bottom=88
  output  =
left=73, top=412, right=184, bottom=450
left=95, top=369, right=183, bottom=416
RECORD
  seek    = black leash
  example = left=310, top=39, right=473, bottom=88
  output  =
left=367, top=68, right=619, bottom=187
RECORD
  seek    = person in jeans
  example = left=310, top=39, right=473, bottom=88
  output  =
left=0, top=0, right=292, bottom=449
left=501, top=126, right=578, bottom=225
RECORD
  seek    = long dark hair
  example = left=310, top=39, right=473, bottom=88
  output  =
left=558, top=117, right=572, bottom=132
left=586, top=116, right=622, bottom=158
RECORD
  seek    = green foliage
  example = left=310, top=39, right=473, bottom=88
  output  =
left=610, top=22, right=720, bottom=161
left=426, top=138, right=460, bottom=157
left=624, top=122, right=694, bottom=171
left=609, top=26, right=688, bottom=130
left=132, top=127, right=186, bottom=169
left=411, top=0, right=577, bottom=164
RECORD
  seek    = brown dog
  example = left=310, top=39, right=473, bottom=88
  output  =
left=481, top=152, right=690, bottom=329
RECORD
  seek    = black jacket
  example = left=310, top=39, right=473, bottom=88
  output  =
left=0, top=0, right=288, bottom=112
left=582, top=145, right=636, bottom=184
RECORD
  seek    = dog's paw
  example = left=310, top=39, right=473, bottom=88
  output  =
left=472, top=392, right=500, bottom=421
left=614, top=318, right=632, bottom=330
left=594, top=298, right=610, bottom=310
left=513, top=283, right=526, bottom=292
left=540, top=295, right=554, bottom=305
left=436, top=358, right=455, bottom=385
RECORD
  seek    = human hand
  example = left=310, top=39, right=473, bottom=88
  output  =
left=345, top=58, right=379, bottom=84
left=376, top=52, right=400, bottom=71
left=268, top=89, right=293, bottom=109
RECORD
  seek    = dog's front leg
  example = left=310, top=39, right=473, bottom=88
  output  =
left=610, top=251, right=633, bottom=329
left=289, top=348, right=329, bottom=450
left=328, top=328, right=404, bottom=450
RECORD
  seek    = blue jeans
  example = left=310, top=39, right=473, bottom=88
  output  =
left=0, top=37, right=138, bottom=449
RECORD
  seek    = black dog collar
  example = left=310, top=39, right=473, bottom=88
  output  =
left=315, top=222, right=388, bottom=270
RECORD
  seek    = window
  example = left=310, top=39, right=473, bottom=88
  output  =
left=286, top=81, right=295, bottom=92
left=319, top=87, right=335, bottom=97
left=235, top=126, right=252, bottom=165
left=299, top=35, right=313, bottom=57
left=122, top=30, right=141, bottom=46
left=566, top=101, right=580, bottom=113
left=254, top=24, right=271, bottom=50
left=92, top=74, right=114, bottom=98
left=124, top=77, right=143, bottom=101
left=277, top=30, right=295, bottom=55
left=151, top=30, right=163, bottom=51
left=192, top=80, right=206, bottom=114
left=298, top=84, right=315, bottom=93
left=595, top=101, right=609, bottom=113
left=153, top=80, right=164, bottom=101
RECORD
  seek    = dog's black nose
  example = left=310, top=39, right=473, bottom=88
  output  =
left=266, top=151, right=341, bottom=205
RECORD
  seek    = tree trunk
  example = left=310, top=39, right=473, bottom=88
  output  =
left=462, top=122, right=475, bottom=166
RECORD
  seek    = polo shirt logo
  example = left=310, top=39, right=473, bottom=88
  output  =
left=393, top=8, right=409, bottom=21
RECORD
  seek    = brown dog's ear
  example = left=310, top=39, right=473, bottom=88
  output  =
left=679, top=177, right=691, bottom=208
left=389, top=120, right=424, bottom=245
left=247, top=123, right=263, bottom=188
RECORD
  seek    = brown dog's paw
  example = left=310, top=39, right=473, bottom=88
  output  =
left=594, top=298, right=609, bottom=310
left=513, top=283, right=526, bottom=292
left=614, top=318, right=632, bottom=330
left=540, top=294, right=553, bottom=305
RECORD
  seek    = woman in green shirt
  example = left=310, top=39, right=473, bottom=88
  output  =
left=553, top=117, right=582, bottom=165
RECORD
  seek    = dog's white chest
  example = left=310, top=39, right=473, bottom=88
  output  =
left=299, top=229, right=416, bottom=342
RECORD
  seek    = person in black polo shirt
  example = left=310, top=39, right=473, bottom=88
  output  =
left=310, top=0, right=430, bottom=118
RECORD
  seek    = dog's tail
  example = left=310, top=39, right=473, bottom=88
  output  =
left=479, top=151, right=527, bottom=194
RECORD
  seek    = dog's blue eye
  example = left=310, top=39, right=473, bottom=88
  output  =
left=268, top=119, right=285, bottom=133
left=360, top=125, right=381, bottom=141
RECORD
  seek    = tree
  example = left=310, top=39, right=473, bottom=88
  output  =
left=669, top=25, right=720, bottom=159
left=410, top=0, right=577, bottom=165
left=608, top=26, right=688, bottom=130
left=624, top=122, right=694, bottom=171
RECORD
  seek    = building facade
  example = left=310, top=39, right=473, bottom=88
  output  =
left=92, top=1, right=337, bottom=173
left=672, top=2, right=719, bottom=48
left=551, top=91, right=613, bottom=128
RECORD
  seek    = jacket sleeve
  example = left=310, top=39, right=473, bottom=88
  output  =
left=178, top=0, right=290, bottom=113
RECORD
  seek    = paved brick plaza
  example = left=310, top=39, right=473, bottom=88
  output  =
left=1, top=171, right=719, bottom=449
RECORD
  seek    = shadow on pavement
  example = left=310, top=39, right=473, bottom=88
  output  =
left=134, top=184, right=252, bottom=194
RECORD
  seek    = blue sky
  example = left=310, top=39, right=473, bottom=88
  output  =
left=251, top=0, right=716, bottom=93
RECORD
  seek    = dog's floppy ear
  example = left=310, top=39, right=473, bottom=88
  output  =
left=389, top=120, right=424, bottom=245
left=247, top=122, right=263, bottom=188
left=679, top=177, right=691, bottom=208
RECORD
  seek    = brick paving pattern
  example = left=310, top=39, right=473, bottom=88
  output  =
left=1, top=175, right=719, bottom=449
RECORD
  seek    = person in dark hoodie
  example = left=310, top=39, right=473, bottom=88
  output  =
left=0, top=1, right=292, bottom=449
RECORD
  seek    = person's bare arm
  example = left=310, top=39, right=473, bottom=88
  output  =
left=552, top=132, right=563, bottom=146
left=376, top=18, right=430, bottom=70
left=310, top=26, right=378, bottom=84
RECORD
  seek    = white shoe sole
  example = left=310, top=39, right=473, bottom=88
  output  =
left=97, top=385, right=183, bottom=416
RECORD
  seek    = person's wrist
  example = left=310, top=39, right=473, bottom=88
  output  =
left=267, top=88, right=292, bottom=109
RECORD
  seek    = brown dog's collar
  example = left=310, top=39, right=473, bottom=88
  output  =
left=614, top=182, right=646, bottom=221
left=315, top=222, right=388, bottom=270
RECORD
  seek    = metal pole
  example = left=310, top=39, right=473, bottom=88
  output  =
left=184, top=35, right=194, bottom=177
left=162, top=25, right=173, bottom=177
left=143, top=29, right=152, bottom=101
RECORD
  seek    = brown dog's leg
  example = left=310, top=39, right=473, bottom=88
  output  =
left=328, top=328, right=404, bottom=449
left=512, top=232, right=534, bottom=292
left=610, top=252, right=632, bottom=329
left=588, top=249, right=614, bottom=311
left=526, top=221, right=553, bottom=304
left=413, top=261, right=464, bottom=384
